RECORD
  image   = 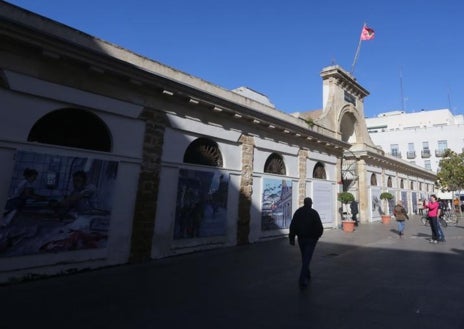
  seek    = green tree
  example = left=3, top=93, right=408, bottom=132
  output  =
left=436, top=149, right=464, bottom=192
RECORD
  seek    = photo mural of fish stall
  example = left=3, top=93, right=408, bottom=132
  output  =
left=0, top=151, right=118, bottom=257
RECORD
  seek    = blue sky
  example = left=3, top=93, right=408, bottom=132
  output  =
left=5, top=0, right=464, bottom=118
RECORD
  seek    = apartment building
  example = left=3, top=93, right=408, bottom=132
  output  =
left=366, top=109, right=464, bottom=173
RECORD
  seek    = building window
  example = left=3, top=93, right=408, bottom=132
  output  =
left=184, top=138, right=223, bottom=167
left=28, top=108, right=112, bottom=152
left=264, top=153, right=286, bottom=175
left=407, top=143, right=416, bottom=159
left=390, top=144, right=401, bottom=158
left=313, top=162, right=326, bottom=179
left=421, top=141, right=431, bottom=158
left=424, top=160, right=432, bottom=170
left=400, top=179, right=404, bottom=189
left=410, top=181, right=414, bottom=190
left=370, top=173, right=377, bottom=186
left=436, top=140, right=448, bottom=157
left=387, top=176, right=392, bottom=188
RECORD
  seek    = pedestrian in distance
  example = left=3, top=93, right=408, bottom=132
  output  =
left=350, top=200, right=359, bottom=226
left=424, top=194, right=445, bottom=243
left=453, top=197, right=460, bottom=212
left=393, top=200, right=408, bottom=237
left=289, top=197, right=323, bottom=288
left=417, top=198, right=424, bottom=215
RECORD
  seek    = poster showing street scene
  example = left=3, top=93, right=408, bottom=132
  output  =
left=261, top=178, right=292, bottom=230
left=371, top=188, right=382, bottom=218
left=312, top=181, right=333, bottom=224
left=174, top=169, right=228, bottom=239
left=401, top=191, right=408, bottom=212
left=0, top=151, right=118, bottom=257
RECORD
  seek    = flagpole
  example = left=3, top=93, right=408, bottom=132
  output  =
left=351, top=23, right=365, bottom=75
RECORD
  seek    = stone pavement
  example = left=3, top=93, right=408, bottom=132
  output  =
left=1, top=215, right=464, bottom=329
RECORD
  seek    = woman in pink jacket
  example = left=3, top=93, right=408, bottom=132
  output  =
left=424, top=194, right=445, bottom=243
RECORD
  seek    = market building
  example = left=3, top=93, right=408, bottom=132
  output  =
left=0, top=2, right=436, bottom=283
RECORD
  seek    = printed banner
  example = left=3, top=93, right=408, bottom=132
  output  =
left=0, top=151, right=118, bottom=257
left=174, top=169, right=228, bottom=239
left=261, top=178, right=292, bottom=230
left=371, top=188, right=382, bottom=218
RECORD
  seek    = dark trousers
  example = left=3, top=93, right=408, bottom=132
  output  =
left=430, top=216, right=444, bottom=241
left=297, top=237, right=318, bottom=285
left=351, top=213, right=358, bottom=225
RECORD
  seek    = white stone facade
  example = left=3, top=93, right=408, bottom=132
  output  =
left=0, top=2, right=436, bottom=283
left=366, top=109, right=464, bottom=172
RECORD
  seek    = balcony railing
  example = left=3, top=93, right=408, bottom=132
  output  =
left=406, top=151, right=416, bottom=159
left=389, top=151, right=402, bottom=158
left=421, top=150, right=431, bottom=158
left=435, top=149, right=445, bottom=157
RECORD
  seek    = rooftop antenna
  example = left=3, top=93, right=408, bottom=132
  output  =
left=400, top=68, right=405, bottom=111
left=448, top=87, right=453, bottom=113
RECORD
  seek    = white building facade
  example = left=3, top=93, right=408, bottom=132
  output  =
left=366, top=109, right=464, bottom=173
left=0, top=2, right=436, bottom=283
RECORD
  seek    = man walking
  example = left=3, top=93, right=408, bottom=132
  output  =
left=289, top=197, right=323, bottom=288
left=350, top=200, right=359, bottom=226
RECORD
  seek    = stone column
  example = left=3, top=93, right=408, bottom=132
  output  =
left=298, top=149, right=308, bottom=206
left=129, top=109, right=167, bottom=262
left=237, top=134, right=254, bottom=245
left=357, top=158, right=368, bottom=223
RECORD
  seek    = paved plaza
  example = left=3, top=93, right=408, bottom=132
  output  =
left=1, top=214, right=464, bottom=329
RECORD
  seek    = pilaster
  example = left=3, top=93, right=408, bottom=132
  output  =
left=237, top=134, right=255, bottom=244
left=357, top=158, right=368, bottom=223
left=298, top=149, right=308, bottom=206
left=129, top=109, right=168, bottom=262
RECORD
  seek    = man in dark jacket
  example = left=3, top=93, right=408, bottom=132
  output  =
left=289, top=197, right=323, bottom=288
left=350, top=200, right=359, bottom=226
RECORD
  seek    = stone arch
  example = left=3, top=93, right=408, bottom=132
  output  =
left=183, top=137, right=223, bottom=167
left=28, top=108, right=112, bottom=152
left=264, top=153, right=286, bottom=175
left=387, top=176, right=393, bottom=188
left=313, top=162, right=327, bottom=179
left=338, top=106, right=361, bottom=144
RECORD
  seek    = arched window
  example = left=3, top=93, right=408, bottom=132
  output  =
left=28, top=108, right=111, bottom=152
left=400, top=179, right=404, bottom=189
left=313, top=162, right=326, bottom=179
left=184, top=137, right=223, bottom=167
left=387, top=176, right=392, bottom=188
left=410, top=181, right=414, bottom=190
left=264, top=153, right=286, bottom=175
left=419, top=182, right=422, bottom=191
left=370, top=173, right=377, bottom=186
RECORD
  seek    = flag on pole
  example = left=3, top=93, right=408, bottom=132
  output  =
left=351, top=24, right=375, bottom=74
left=360, top=25, right=375, bottom=41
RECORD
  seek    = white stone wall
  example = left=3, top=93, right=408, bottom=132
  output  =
left=366, top=109, right=464, bottom=172
left=0, top=77, right=145, bottom=282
